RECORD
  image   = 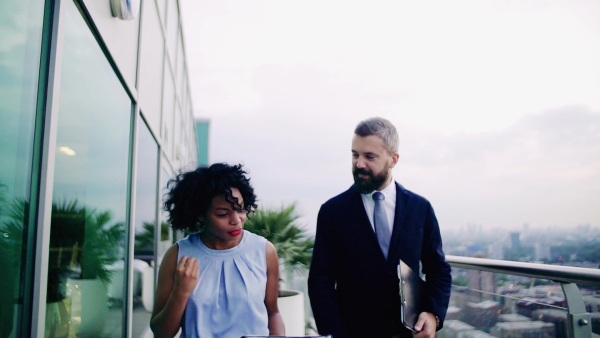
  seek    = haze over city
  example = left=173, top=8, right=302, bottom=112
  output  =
left=179, top=0, right=600, bottom=234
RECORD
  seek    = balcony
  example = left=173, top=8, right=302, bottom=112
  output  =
left=440, top=255, right=600, bottom=338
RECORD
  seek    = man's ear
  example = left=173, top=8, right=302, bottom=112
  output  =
left=390, top=153, right=399, bottom=168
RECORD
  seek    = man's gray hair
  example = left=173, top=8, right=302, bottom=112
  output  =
left=354, top=117, right=399, bottom=154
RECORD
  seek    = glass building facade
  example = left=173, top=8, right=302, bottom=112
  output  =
left=0, top=0, right=198, bottom=337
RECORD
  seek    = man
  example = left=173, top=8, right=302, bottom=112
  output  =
left=308, top=117, right=451, bottom=338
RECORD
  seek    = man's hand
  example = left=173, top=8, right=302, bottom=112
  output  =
left=413, top=312, right=437, bottom=338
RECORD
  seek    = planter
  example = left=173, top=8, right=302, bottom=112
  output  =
left=277, top=289, right=305, bottom=335
left=141, top=263, right=155, bottom=312
left=68, top=278, right=109, bottom=337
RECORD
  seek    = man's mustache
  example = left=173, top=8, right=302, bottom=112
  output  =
left=354, top=168, right=371, bottom=176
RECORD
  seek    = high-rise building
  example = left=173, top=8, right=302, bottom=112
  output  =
left=510, top=232, right=521, bottom=252
left=534, top=242, right=552, bottom=261
left=488, top=242, right=505, bottom=260
left=467, top=269, right=496, bottom=302
left=0, top=0, right=197, bottom=336
left=195, top=118, right=210, bottom=166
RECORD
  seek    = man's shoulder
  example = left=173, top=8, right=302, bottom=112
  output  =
left=396, top=182, right=432, bottom=207
left=321, top=185, right=356, bottom=208
left=319, top=183, right=434, bottom=208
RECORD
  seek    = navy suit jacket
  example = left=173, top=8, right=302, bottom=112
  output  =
left=308, top=183, right=452, bottom=338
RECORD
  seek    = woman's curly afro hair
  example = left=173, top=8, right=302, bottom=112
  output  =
left=163, top=163, right=257, bottom=232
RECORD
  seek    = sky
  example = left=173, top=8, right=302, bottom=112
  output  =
left=179, top=0, right=600, bottom=235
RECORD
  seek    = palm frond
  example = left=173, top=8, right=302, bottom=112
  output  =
left=245, top=203, right=314, bottom=274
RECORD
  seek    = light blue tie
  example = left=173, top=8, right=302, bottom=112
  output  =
left=373, top=191, right=391, bottom=259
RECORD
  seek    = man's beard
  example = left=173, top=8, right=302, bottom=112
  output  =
left=352, top=167, right=389, bottom=194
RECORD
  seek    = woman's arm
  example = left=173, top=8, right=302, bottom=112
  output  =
left=150, top=244, right=199, bottom=338
left=264, top=241, right=285, bottom=336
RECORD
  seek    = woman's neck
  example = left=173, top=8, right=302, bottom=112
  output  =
left=199, top=231, right=243, bottom=250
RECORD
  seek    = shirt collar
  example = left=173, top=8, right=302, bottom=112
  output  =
left=366, top=177, right=395, bottom=199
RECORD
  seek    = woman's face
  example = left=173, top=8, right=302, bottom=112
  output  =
left=203, top=187, right=247, bottom=246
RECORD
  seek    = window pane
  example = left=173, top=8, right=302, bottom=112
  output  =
left=162, top=66, right=175, bottom=156
left=138, top=0, right=164, bottom=134
left=132, top=118, right=158, bottom=337
left=46, top=1, right=131, bottom=337
left=0, top=0, right=44, bottom=336
left=159, top=167, right=176, bottom=247
left=165, top=0, right=179, bottom=70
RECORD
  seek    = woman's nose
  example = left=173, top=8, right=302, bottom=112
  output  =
left=230, top=212, right=243, bottom=224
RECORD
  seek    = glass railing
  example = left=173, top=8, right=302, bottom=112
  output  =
left=441, top=255, right=600, bottom=338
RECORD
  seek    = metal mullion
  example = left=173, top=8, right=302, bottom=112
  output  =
left=30, top=0, right=67, bottom=336
left=123, top=104, right=139, bottom=338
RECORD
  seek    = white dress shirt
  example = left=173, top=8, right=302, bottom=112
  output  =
left=360, top=178, right=396, bottom=235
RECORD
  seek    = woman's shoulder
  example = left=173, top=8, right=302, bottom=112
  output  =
left=175, top=233, right=202, bottom=257
left=242, top=230, right=267, bottom=246
left=176, top=232, right=199, bottom=245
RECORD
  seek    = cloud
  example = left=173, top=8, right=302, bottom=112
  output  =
left=181, top=0, right=600, bottom=233
left=397, top=106, right=600, bottom=231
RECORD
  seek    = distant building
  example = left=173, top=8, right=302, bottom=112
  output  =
left=468, top=268, right=495, bottom=302
left=510, top=232, right=521, bottom=252
left=534, top=242, right=552, bottom=261
left=488, top=242, right=505, bottom=260
left=584, top=295, right=600, bottom=313
left=532, top=309, right=568, bottom=338
left=490, top=321, right=554, bottom=338
left=437, top=320, right=475, bottom=338
left=457, top=330, right=496, bottom=338
left=465, top=300, right=500, bottom=329
left=195, top=118, right=210, bottom=165
left=498, top=313, right=532, bottom=323
left=446, top=305, right=462, bottom=320
left=516, top=296, right=565, bottom=318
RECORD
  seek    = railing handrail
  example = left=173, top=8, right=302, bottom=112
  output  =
left=445, top=255, right=600, bottom=285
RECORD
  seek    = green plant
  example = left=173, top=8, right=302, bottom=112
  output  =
left=2, top=198, right=124, bottom=286
left=135, top=221, right=170, bottom=251
left=244, top=203, right=314, bottom=275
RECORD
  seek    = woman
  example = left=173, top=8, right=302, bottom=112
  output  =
left=150, top=163, right=285, bottom=338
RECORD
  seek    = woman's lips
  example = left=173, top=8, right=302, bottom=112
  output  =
left=229, top=229, right=242, bottom=236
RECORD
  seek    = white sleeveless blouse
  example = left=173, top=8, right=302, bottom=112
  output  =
left=177, top=230, right=269, bottom=338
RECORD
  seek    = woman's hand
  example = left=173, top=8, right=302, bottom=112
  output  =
left=174, top=256, right=199, bottom=297
left=151, top=246, right=199, bottom=337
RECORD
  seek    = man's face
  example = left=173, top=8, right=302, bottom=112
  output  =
left=351, top=135, right=399, bottom=194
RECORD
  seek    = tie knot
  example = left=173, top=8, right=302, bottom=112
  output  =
left=373, top=191, right=384, bottom=201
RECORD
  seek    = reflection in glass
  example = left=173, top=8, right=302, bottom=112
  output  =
left=46, top=1, right=132, bottom=337
left=0, top=0, right=44, bottom=336
left=138, top=0, right=164, bottom=134
left=132, top=118, right=158, bottom=337
left=160, top=167, right=177, bottom=247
